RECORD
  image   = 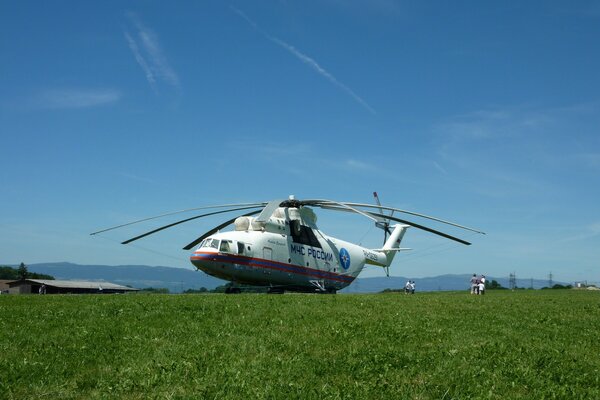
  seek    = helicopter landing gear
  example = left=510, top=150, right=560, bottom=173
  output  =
left=225, top=287, right=241, bottom=294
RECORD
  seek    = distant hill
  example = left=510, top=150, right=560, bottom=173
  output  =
left=21, top=262, right=563, bottom=293
left=26, top=262, right=223, bottom=293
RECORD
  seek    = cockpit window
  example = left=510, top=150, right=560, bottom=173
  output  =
left=289, top=220, right=322, bottom=248
left=207, top=239, right=219, bottom=249
left=219, top=240, right=232, bottom=252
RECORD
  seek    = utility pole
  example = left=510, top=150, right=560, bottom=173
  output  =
left=548, top=272, right=553, bottom=288
left=509, top=272, right=516, bottom=290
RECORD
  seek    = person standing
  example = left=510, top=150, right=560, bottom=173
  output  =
left=405, top=280, right=411, bottom=294
left=479, top=275, right=486, bottom=295
left=410, top=281, right=416, bottom=294
left=470, top=274, right=478, bottom=294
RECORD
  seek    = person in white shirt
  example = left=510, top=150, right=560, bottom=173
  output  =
left=479, top=275, right=486, bottom=295
left=479, top=275, right=485, bottom=294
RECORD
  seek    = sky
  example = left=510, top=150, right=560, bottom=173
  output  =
left=1, top=1, right=599, bottom=285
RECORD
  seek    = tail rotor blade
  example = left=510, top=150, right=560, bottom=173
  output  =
left=373, top=192, right=391, bottom=245
left=373, top=192, right=385, bottom=215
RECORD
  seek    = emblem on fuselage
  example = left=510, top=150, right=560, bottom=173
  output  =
left=339, top=248, right=351, bottom=270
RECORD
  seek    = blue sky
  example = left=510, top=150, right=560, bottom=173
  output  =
left=1, top=1, right=599, bottom=284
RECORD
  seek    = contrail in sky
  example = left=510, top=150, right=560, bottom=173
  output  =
left=230, top=6, right=376, bottom=114
left=124, top=12, right=180, bottom=91
left=124, top=31, right=155, bottom=85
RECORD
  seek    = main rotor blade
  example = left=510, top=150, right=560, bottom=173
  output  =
left=182, top=210, right=261, bottom=250
left=300, top=199, right=379, bottom=222
left=311, top=200, right=485, bottom=235
left=91, top=202, right=267, bottom=236
left=255, top=199, right=285, bottom=222
left=121, top=206, right=262, bottom=245
left=365, top=211, right=473, bottom=245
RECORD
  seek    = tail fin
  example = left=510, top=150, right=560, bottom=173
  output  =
left=384, top=224, right=409, bottom=248
left=368, top=224, right=410, bottom=276
left=382, top=224, right=410, bottom=266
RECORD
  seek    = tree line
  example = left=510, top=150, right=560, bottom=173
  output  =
left=0, top=263, right=55, bottom=280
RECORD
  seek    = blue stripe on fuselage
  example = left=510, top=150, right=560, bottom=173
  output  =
left=190, top=252, right=354, bottom=283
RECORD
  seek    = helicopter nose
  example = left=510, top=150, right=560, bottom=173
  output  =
left=190, top=253, right=212, bottom=275
left=190, top=250, right=222, bottom=273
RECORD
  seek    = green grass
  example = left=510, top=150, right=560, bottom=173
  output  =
left=1, top=290, right=599, bottom=399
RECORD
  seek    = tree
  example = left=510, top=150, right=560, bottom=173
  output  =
left=0, top=266, right=18, bottom=279
left=0, top=266, right=53, bottom=280
left=183, top=287, right=209, bottom=294
left=140, top=287, right=170, bottom=294
left=17, top=262, right=28, bottom=280
left=488, top=280, right=506, bottom=290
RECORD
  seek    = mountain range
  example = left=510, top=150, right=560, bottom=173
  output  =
left=19, top=262, right=562, bottom=293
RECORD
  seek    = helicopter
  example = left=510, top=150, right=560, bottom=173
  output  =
left=91, top=193, right=484, bottom=294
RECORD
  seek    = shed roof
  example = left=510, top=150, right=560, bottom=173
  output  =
left=0, top=280, right=12, bottom=291
left=9, top=279, right=138, bottom=291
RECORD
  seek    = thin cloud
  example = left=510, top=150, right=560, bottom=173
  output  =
left=124, top=31, right=155, bottom=85
left=36, top=88, right=121, bottom=109
left=119, top=172, right=156, bottom=185
left=124, top=13, right=180, bottom=91
left=433, top=161, right=448, bottom=175
left=324, top=0, right=403, bottom=17
left=230, top=6, right=375, bottom=114
left=558, top=221, right=600, bottom=243
left=575, top=153, right=600, bottom=169
left=228, top=140, right=380, bottom=175
left=341, top=159, right=378, bottom=171
left=228, top=140, right=312, bottom=157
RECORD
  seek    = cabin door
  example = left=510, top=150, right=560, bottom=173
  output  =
left=263, top=247, right=272, bottom=260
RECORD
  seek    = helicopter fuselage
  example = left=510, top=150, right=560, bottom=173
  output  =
left=189, top=209, right=395, bottom=292
left=191, top=230, right=376, bottom=292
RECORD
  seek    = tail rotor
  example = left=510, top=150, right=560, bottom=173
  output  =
left=373, top=191, right=393, bottom=276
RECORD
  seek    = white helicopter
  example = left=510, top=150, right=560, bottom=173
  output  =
left=92, top=193, right=484, bottom=294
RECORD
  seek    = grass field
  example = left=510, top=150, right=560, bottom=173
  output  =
left=1, top=290, right=599, bottom=399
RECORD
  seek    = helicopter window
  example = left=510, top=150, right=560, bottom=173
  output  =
left=220, top=240, right=232, bottom=252
left=237, top=242, right=245, bottom=254
left=207, top=239, right=219, bottom=249
left=289, top=220, right=322, bottom=248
